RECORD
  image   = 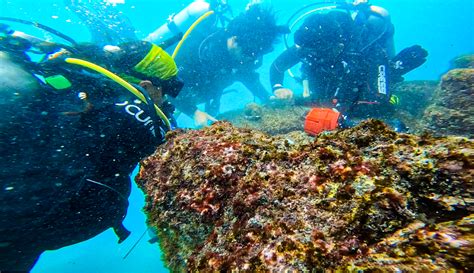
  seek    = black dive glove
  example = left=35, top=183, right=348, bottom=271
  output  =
left=391, top=45, right=428, bottom=79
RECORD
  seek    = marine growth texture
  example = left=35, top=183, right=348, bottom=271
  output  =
left=137, top=120, right=473, bottom=272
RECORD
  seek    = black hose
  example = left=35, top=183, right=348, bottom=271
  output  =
left=0, top=17, right=78, bottom=46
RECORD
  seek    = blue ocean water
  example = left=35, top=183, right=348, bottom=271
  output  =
left=0, top=0, right=472, bottom=272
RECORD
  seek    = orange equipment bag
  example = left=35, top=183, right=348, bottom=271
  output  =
left=304, top=108, right=341, bottom=136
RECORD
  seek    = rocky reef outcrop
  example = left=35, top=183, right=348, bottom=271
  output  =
left=422, top=69, right=474, bottom=138
left=392, top=81, right=437, bottom=117
left=220, top=81, right=439, bottom=136
left=219, top=102, right=309, bottom=135
left=451, top=54, right=474, bottom=69
left=136, top=120, right=473, bottom=272
left=391, top=80, right=437, bottom=132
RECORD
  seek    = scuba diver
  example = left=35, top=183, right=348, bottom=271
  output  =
left=0, top=20, right=182, bottom=272
left=147, top=1, right=289, bottom=127
left=270, top=0, right=428, bottom=134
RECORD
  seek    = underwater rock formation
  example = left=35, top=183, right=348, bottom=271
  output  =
left=390, top=80, right=437, bottom=133
left=137, top=120, right=473, bottom=272
left=451, top=54, right=474, bottom=69
left=392, top=80, right=437, bottom=117
left=221, top=80, right=438, bottom=136
left=423, top=68, right=474, bottom=138
left=219, top=103, right=309, bottom=135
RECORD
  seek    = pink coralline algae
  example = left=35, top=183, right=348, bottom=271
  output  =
left=136, top=120, right=473, bottom=272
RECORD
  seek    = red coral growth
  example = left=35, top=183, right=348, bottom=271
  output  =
left=136, top=120, right=473, bottom=272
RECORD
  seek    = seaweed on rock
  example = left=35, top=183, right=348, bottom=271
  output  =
left=136, top=120, right=473, bottom=272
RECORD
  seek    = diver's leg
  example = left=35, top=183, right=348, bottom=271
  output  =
left=113, top=223, right=131, bottom=244
left=0, top=238, right=42, bottom=272
left=205, top=98, right=221, bottom=117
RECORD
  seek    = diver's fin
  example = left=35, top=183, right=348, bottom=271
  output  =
left=391, top=45, right=428, bottom=76
left=148, top=237, right=159, bottom=244
left=113, top=223, right=131, bottom=244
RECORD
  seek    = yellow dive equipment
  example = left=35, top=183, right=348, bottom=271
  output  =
left=64, top=57, right=171, bottom=130
left=172, top=10, right=215, bottom=59
left=135, top=44, right=178, bottom=80
left=390, top=94, right=400, bottom=105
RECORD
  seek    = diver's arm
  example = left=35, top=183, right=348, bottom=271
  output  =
left=193, top=109, right=217, bottom=127
left=172, top=97, right=217, bottom=127
left=269, top=46, right=300, bottom=90
left=302, top=79, right=310, bottom=98
left=369, top=5, right=396, bottom=58
left=11, top=31, right=60, bottom=52
left=174, top=99, right=198, bottom=117
left=384, top=32, right=396, bottom=59
left=379, top=12, right=395, bottom=58
left=239, top=72, right=270, bottom=103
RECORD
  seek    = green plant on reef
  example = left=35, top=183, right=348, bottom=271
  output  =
left=136, top=120, right=473, bottom=272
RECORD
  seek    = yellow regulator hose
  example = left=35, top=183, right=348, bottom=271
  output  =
left=172, top=10, right=215, bottom=59
left=65, top=57, right=171, bottom=130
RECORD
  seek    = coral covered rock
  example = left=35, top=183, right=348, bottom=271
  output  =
left=423, top=69, right=474, bottom=137
left=392, top=80, right=437, bottom=117
left=219, top=103, right=309, bottom=135
left=451, top=54, right=474, bottom=69
left=136, top=120, right=473, bottom=272
left=390, top=80, right=438, bottom=133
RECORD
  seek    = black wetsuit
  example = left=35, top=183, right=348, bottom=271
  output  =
left=172, top=24, right=270, bottom=117
left=271, top=8, right=396, bottom=119
left=0, top=51, right=168, bottom=272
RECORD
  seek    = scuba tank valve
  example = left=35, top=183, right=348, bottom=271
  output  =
left=145, top=0, right=211, bottom=44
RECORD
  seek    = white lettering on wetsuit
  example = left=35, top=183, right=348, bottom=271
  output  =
left=115, top=101, right=156, bottom=137
left=377, top=65, right=387, bottom=95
